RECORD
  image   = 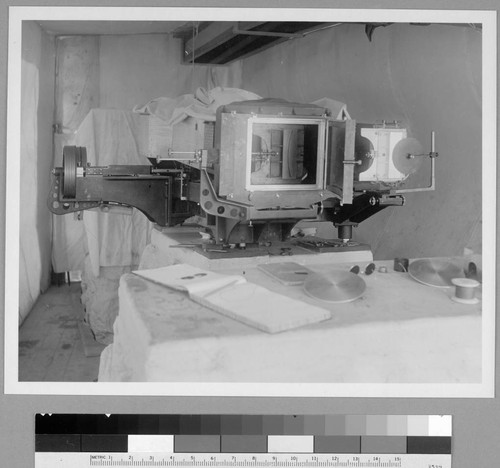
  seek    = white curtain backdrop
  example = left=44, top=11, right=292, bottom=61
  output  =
left=19, top=60, right=43, bottom=324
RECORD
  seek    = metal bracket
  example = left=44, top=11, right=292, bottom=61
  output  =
left=155, top=149, right=206, bottom=164
left=341, top=119, right=356, bottom=205
left=379, top=194, right=405, bottom=206
left=199, top=169, right=250, bottom=220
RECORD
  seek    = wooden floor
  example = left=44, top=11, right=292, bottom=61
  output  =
left=18, top=283, right=105, bottom=382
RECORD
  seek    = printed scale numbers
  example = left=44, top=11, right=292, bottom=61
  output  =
left=36, top=452, right=451, bottom=468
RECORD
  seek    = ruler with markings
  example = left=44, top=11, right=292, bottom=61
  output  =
left=35, top=415, right=452, bottom=468
left=36, top=452, right=451, bottom=468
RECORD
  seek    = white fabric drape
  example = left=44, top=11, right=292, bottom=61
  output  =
left=19, top=60, right=42, bottom=324
left=51, top=36, right=100, bottom=273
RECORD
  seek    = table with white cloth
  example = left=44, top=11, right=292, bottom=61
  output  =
left=98, top=229, right=482, bottom=383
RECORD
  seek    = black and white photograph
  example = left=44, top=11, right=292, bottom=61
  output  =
left=4, top=6, right=496, bottom=397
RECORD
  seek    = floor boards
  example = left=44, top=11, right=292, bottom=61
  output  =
left=18, top=283, right=104, bottom=382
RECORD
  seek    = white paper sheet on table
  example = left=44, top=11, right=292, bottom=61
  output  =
left=133, top=264, right=331, bottom=333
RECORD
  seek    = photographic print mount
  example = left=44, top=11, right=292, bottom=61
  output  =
left=5, top=6, right=496, bottom=397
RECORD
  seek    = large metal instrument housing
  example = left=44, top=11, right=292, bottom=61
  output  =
left=48, top=98, right=437, bottom=247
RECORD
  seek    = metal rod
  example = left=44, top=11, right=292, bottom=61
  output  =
left=156, top=157, right=198, bottom=162
left=343, top=159, right=362, bottom=165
